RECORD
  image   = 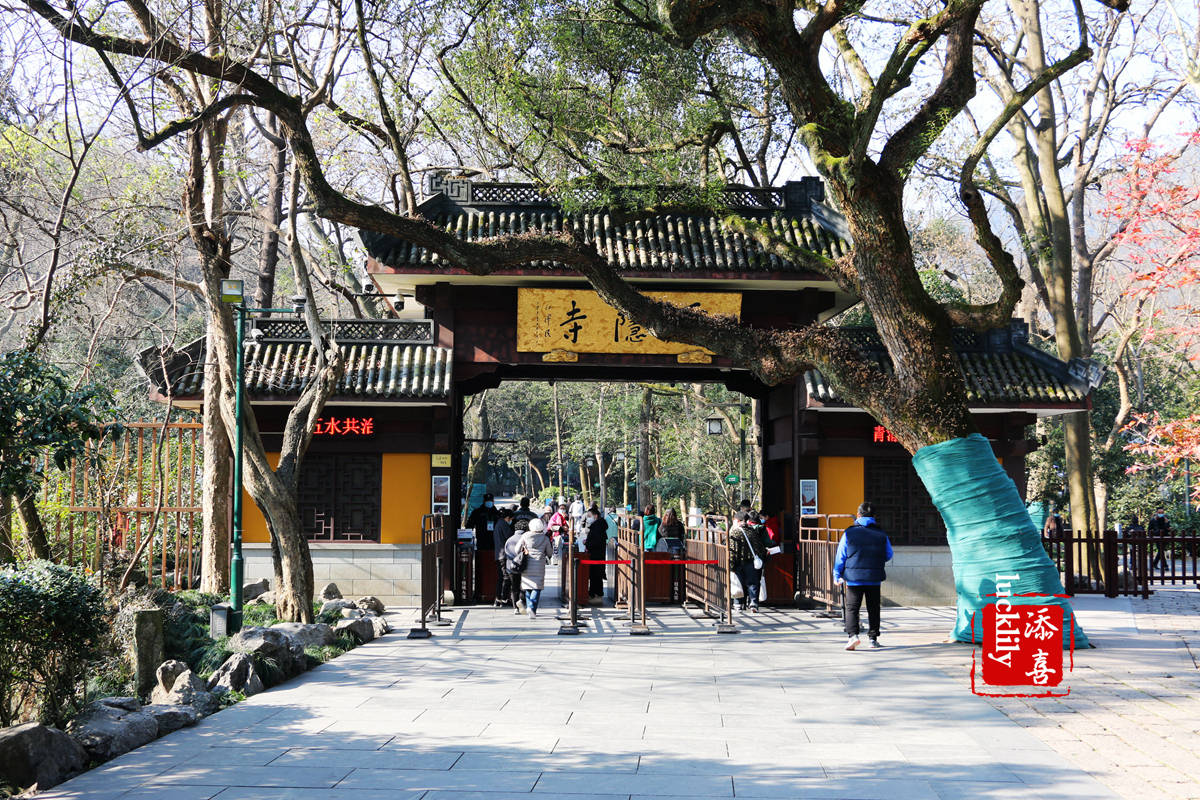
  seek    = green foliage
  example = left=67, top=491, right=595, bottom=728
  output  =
left=305, top=632, right=360, bottom=666
left=175, top=590, right=224, bottom=610
left=243, top=603, right=282, bottom=628
left=194, top=637, right=233, bottom=679
left=0, top=350, right=120, bottom=500
left=0, top=561, right=107, bottom=727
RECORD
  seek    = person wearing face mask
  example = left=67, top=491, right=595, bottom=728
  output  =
left=467, top=493, right=501, bottom=597
left=583, top=505, right=609, bottom=603
left=1149, top=508, right=1171, bottom=572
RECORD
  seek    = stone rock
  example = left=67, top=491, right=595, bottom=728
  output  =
left=67, top=700, right=158, bottom=763
left=333, top=617, right=375, bottom=643
left=141, top=704, right=199, bottom=736
left=131, top=609, right=164, bottom=698
left=95, top=696, right=141, bottom=713
left=319, top=599, right=355, bottom=615
left=340, top=607, right=366, bottom=619
left=0, top=722, right=87, bottom=791
left=150, top=665, right=219, bottom=717
left=152, top=660, right=189, bottom=695
left=228, top=626, right=306, bottom=682
left=206, top=653, right=265, bottom=697
left=271, top=622, right=336, bottom=649
left=356, top=596, right=386, bottom=615
left=319, top=582, right=343, bottom=600
left=243, top=578, right=270, bottom=601
left=369, top=615, right=390, bottom=639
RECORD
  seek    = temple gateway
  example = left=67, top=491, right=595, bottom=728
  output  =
left=145, top=176, right=1096, bottom=607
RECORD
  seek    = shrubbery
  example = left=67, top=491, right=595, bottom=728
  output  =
left=0, top=561, right=107, bottom=727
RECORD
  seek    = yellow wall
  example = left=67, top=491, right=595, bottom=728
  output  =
left=242, top=451, right=430, bottom=545
left=242, top=453, right=279, bottom=544
left=817, top=456, right=864, bottom=521
left=381, top=453, right=430, bottom=544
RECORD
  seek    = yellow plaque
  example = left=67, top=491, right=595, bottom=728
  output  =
left=431, top=454, right=452, bottom=468
left=516, top=289, right=740, bottom=355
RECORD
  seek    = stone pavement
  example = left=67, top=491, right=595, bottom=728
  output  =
left=958, top=588, right=1200, bottom=800
left=36, top=576, right=1200, bottom=800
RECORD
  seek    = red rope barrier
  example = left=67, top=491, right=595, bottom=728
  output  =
left=577, top=558, right=720, bottom=565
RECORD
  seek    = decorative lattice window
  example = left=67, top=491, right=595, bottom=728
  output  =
left=297, top=453, right=381, bottom=542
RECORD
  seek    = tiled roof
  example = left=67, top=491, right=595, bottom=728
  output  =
left=361, top=178, right=850, bottom=274
left=139, top=320, right=451, bottom=402
left=803, top=324, right=1090, bottom=407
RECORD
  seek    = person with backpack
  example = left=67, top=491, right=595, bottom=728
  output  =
left=492, top=507, right=516, bottom=607
left=728, top=511, right=770, bottom=613
left=502, top=517, right=528, bottom=613
left=833, top=501, right=894, bottom=650
left=641, top=504, right=662, bottom=551
left=516, top=518, right=554, bottom=618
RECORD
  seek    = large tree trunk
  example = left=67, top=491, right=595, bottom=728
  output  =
left=200, top=350, right=232, bottom=595
left=264, top=494, right=314, bottom=622
left=594, top=385, right=607, bottom=509
left=637, top=387, right=652, bottom=511
left=253, top=114, right=286, bottom=311
left=836, top=180, right=1085, bottom=648
left=551, top=383, right=565, bottom=496
left=15, top=492, right=50, bottom=561
left=0, top=494, right=13, bottom=564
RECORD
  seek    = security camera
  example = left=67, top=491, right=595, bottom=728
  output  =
left=291, top=295, right=307, bottom=315
left=392, top=292, right=405, bottom=311
left=247, top=327, right=265, bottom=345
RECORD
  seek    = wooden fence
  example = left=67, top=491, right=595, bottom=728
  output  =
left=1044, top=529, right=1200, bottom=598
left=29, top=421, right=205, bottom=590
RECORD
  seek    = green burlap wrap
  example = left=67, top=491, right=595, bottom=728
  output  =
left=911, top=433, right=1087, bottom=648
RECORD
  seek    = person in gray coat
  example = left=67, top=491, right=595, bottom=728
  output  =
left=518, top=518, right=555, bottom=618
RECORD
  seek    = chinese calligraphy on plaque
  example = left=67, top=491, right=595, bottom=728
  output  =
left=516, top=289, right=741, bottom=355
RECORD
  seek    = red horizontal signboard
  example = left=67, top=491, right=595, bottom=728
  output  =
left=313, top=416, right=375, bottom=436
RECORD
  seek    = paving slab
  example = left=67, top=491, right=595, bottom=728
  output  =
left=35, top=578, right=1199, bottom=799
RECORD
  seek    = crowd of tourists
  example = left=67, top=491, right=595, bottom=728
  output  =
left=464, top=491, right=894, bottom=648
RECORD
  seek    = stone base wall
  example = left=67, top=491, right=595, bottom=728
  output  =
left=880, top=546, right=956, bottom=606
left=243, top=543, right=420, bottom=607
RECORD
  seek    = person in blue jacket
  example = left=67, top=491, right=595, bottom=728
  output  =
left=833, top=501, right=894, bottom=650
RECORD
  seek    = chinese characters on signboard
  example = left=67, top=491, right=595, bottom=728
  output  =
left=516, top=289, right=741, bottom=355
left=871, top=425, right=899, bottom=444
left=313, top=416, right=375, bottom=436
left=972, top=573, right=1071, bottom=697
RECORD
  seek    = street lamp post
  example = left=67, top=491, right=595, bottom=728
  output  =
left=705, top=403, right=750, bottom=505
left=219, top=279, right=305, bottom=634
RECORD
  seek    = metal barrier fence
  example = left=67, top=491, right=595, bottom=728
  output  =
left=30, top=421, right=203, bottom=589
left=1043, top=529, right=1200, bottom=599
left=794, top=515, right=853, bottom=610
left=409, top=514, right=451, bottom=638
left=613, top=521, right=649, bottom=634
left=682, top=521, right=736, bottom=633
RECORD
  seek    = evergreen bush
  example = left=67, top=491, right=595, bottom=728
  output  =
left=0, top=561, right=107, bottom=726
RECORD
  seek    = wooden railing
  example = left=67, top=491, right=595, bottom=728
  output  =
left=1043, top=528, right=1200, bottom=598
